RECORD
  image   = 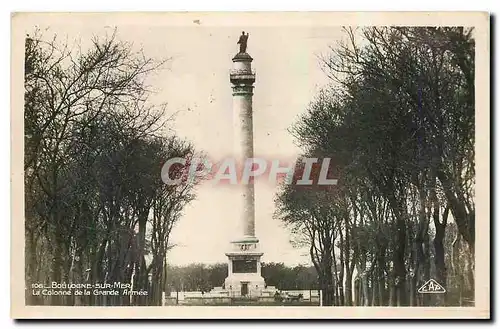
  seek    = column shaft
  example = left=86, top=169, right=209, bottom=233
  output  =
left=232, top=90, right=255, bottom=237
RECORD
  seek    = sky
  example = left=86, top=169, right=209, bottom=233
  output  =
left=30, top=18, right=346, bottom=266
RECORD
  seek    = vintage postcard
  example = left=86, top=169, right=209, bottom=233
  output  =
left=11, top=12, right=490, bottom=319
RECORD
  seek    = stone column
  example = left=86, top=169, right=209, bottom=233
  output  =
left=230, top=52, right=256, bottom=238
left=225, top=49, right=265, bottom=298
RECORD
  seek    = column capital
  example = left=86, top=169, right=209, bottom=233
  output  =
left=230, top=72, right=256, bottom=86
left=232, top=85, right=254, bottom=96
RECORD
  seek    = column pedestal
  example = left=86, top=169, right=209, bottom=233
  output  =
left=224, top=238, right=265, bottom=298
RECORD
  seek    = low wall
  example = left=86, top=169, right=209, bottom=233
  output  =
left=164, top=291, right=321, bottom=305
left=281, top=290, right=320, bottom=299
left=182, top=297, right=232, bottom=305
left=258, top=296, right=276, bottom=303
left=173, top=296, right=319, bottom=305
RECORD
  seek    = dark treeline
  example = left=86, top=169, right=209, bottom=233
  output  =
left=165, top=262, right=319, bottom=293
left=275, top=27, right=475, bottom=307
left=24, top=30, right=199, bottom=306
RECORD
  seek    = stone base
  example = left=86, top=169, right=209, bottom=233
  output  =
left=224, top=273, right=266, bottom=298
left=223, top=237, right=266, bottom=298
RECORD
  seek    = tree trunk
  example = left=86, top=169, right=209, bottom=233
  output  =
left=378, top=264, right=385, bottom=306
left=362, top=272, right=369, bottom=306
left=338, top=230, right=345, bottom=306
left=437, top=169, right=474, bottom=251
left=354, top=278, right=360, bottom=306
left=388, top=274, right=396, bottom=306
left=371, top=273, right=378, bottom=306
left=466, top=249, right=475, bottom=304
left=332, top=243, right=339, bottom=306
left=412, top=184, right=428, bottom=306
left=25, top=228, right=40, bottom=305
left=345, top=261, right=354, bottom=306
left=50, top=232, right=63, bottom=305
left=344, top=217, right=353, bottom=306
left=377, top=250, right=386, bottom=306
left=389, top=196, right=408, bottom=306
left=394, top=223, right=407, bottom=306
left=409, top=272, right=416, bottom=307
left=134, top=214, right=148, bottom=305
left=433, top=206, right=448, bottom=306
